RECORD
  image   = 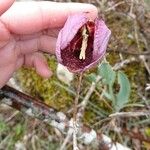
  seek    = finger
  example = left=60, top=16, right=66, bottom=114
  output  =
left=16, top=35, right=56, bottom=55
left=1, top=1, right=98, bottom=34
left=0, top=0, right=14, bottom=15
left=0, top=63, right=15, bottom=88
left=15, top=55, right=24, bottom=70
left=0, top=21, right=10, bottom=48
left=14, top=28, right=60, bottom=41
left=24, top=52, right=52, bottom=78
left=0, top=39, right=16, bottom=67
left=0, top=0, right=13, bottom=48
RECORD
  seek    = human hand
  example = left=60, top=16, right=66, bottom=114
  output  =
left=0, top=0, right=97, bottom=88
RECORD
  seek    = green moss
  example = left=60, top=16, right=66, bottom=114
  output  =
left=83, top=110, right=96, bottom=124
left=15, top=56, right=73, bottom=111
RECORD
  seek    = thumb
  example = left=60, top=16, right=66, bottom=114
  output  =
left=0, top=0, right=15, bottom=16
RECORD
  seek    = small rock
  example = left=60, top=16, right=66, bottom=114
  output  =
left=56, top=63, right=74, bottom=85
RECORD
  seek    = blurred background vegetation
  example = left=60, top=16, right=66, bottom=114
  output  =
left=0, top=0, right=150, bottom=149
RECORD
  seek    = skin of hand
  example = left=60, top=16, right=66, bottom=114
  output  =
left=0, top=0, right=98, bottom=88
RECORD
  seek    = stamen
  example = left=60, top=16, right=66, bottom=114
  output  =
left=79, top=26, right=89, bottom=60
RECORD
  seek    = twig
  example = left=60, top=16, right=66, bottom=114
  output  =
left=73, top=122, right=79, bottom=150
left=105, top=1, right=125, bottom=12
left=109, top=111, right=150, bottom=118
left=138, top=92, right=150, bottom=110
left=139, top=55, right=150, bottom=75
left=0, top=134, right=11, bottom=149
left=60, top=119, right=74, bottom=150
left=122, top=128, right=150, bottom=143
left=0, top=85, right=64, bottom=124
left=94, top=89, right=113, bottom=111
left=129, top=0, right=135, bottom=18
left=113, top=57, right=136, bottom=70
left=108, top=49, right=150, bottom=56
left=133, top=17, right=150, bottom=75
left=80, top=75, right=101, bottom=109
left=60, top=130, right=72, bottom=150
left=76, top=75, right=102, bottom=123
left=145, top=83, right=150, bottom=91
left=5, top=110, right=19, bottom=123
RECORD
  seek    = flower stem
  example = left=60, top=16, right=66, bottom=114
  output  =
left=72, top=73, right=83, bottom=150
left=73, top=73, right=83, bottom=122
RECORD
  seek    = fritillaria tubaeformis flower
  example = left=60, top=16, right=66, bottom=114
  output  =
left=56, top=13, right=111, bottom=73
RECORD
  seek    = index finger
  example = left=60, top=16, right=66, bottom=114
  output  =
left=0, top=0, right=14, bottom=15
left=1, top=1, right=98, bottom=34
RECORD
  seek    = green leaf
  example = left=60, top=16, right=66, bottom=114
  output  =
left=98, top=62, right=116, bottom=103
left=98, top=62, right=116, bottom=86
left=145, top=128, right=150, bottom=137
left=87, top=73, right=97, bottom=82
left=15, top=124, right=23, bottom=136
left=0, top=121, right=7, bottom=132
left=116, top=71, right=131, bottom=111
left=102, top=91, right=112, bottom=100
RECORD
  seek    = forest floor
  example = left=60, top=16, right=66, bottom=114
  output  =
left=0, top=0, right=150, bottom=150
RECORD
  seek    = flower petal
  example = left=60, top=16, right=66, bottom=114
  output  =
left=83, top=19, right=111, bottom=71
left=56, top=13, right=88, bottom=63
left=56, top=13, right=111, bottom=73
left=93, top=19, right=111, bottom=60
